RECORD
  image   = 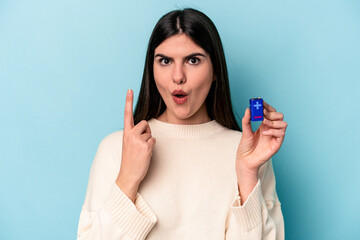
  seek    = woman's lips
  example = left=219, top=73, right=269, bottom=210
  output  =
left=172, top=95, right=188, bottom=104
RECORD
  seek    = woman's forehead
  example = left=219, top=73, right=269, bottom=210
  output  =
left=154, top=34, right=207, bottom=57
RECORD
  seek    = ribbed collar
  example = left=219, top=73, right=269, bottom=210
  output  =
left=148, top=118, right=227, bottom=138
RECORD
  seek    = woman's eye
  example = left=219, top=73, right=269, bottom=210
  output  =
left=188, top=57, right=200, bottom=65
left=159, top=58, right=170, bottom=65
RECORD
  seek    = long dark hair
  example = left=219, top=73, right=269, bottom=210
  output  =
left=133, top=8, right=241, bottom=131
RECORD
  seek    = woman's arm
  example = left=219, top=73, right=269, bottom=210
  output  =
left=77, top=132, right=157, bottom=240
left=236, top=161, right=259, bottom=205
left=225, top=159, right=284, bottom=240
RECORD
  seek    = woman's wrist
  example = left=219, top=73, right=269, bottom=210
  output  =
left=115, top=173, right=139, bottom=203
left=236, top=162, right=259, bottom=205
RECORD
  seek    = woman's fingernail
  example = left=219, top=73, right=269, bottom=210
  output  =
left=127, top=89, right=131, bottom=96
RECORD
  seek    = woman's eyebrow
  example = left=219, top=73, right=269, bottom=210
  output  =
left=154, top=52, right=206, bottom=59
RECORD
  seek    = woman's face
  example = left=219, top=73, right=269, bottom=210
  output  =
left=153, top=33, right=215, bottom=124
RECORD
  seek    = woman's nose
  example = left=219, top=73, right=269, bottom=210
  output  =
left=172, top=63, right=186, bottom=84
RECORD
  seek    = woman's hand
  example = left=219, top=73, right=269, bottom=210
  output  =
left=116, top=89, right=156, bottom=202
left=236, top=100, right=287, bottom=173
left=235, top=101, right=287, bottom=203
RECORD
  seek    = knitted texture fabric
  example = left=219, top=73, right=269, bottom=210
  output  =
left=77, top=118, right=284, bottom=239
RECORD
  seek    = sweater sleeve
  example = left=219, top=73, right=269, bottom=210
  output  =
left=225, top=158, right=284, bottom=240
left=77, top=131, right=157, bottom=240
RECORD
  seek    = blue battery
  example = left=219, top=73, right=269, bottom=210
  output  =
left=249, top=98, right=264, bottom=121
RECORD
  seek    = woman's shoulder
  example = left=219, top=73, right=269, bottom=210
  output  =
left=97, top=129, right=124, bottom=151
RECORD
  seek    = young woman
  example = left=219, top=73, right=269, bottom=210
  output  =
left=77, top=8, right=287, bottom=240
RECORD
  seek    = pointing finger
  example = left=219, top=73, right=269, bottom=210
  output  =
left=124, top=89, right=134, bottom=132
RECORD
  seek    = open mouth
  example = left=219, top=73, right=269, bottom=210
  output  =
left=172, top=95, right=188, bottom=104
left=172, top=89, right=188, bottom=104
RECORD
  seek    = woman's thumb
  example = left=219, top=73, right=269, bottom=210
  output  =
left=241, top=108, right=253, bottom=136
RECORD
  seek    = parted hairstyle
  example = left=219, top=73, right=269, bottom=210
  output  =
left=133, top=8, right=241, bottom=131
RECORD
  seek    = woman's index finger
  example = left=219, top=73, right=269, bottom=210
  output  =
left=263, top=100, right=277, bottom=112
left=124, top=89, right=134, bottom=131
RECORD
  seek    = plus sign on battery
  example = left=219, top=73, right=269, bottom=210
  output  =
left=254, top=101, right=262, bottom=109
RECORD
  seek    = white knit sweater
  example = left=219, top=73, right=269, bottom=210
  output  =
left=77, top=118, right=284, bottom=239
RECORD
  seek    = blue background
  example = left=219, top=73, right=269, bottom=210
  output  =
left=1, top=0, right=359, bottom=239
